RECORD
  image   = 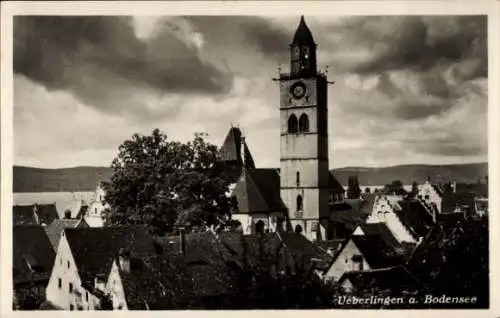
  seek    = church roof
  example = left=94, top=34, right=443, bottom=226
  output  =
left=329, top=172, right=345, bottom=193
left=218, top=127, right=255, bottom=168
left=292, top=16, right=316, bottom=46
left=232, top=168, right=287, bottom=214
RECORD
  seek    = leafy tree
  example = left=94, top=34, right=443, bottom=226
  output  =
left=102, top=129, right=233, bottom=234
left=347, top=175, right=361, bottom=199
left=364, top=187, right=371, bottom=194
left=408, top=181, right=419, bottom=198
left=383, top=180, right=406, bottom=196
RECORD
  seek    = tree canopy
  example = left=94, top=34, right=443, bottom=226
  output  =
left=347, top=175, right=361, bottom=199
left=102, top=129, right=233, bottom=234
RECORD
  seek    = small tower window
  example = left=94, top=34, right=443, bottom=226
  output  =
left=296, top=195, right=303, bottom=212
left=296, top=171, right=300, bottom=186
left=288, top=114, right=298, bottom=133
left=299, top=114, right=309, bottom=133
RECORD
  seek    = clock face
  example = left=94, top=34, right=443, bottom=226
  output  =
left=290, top=81, right=306, bottom=99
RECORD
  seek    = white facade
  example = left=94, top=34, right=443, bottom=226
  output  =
left=84, top=184, right=108, bottom=228
left=418, top=181, right=443, bottom=214
left=105, top=260, right=128, bottom=310
left=46, top=231, right=101, bottom=310
left=232, top=212, right=284, bottom=235
left=365, top=195, right=417, bottom=244
left=323, top=239, right=370, bottom=282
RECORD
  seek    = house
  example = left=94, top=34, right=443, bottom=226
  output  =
left=45, top=226, right=160, bottom=310
left=44, top=218, right=89, bottom=252
left=326, top=201, right=370, bottom=240
left=418, top=179, right=487, bottom=215
left=13, top=203, right=59, bottom=226
left=13, top=225, right=57, bottom=309
left=105, top=251, right=193, bottom=310
left=322, top=222, right=408, bottom=282
left=338, top=266, right=420, bottom=296
left=85, top=183, right=108, bottom=227
left=365, top=196, right=435, bottom=244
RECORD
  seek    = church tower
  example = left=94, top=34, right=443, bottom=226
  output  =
left=277, top=16, right=330, bottom=241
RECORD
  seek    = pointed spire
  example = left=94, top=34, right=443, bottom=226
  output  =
left=292, top=15, right=316, bottom=46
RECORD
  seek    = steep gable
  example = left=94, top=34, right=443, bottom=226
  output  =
left=64, top=226, right=159, bottom=289
left=13, top=225, right=56, bottom=285
left=232, top=168, right=286, bottom=214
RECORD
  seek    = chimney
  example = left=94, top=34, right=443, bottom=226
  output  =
left=179, top=227, right=186, bottom=256
left=118, top=248, right=131, bottom=273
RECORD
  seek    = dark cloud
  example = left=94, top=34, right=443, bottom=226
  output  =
left=14, top=16, right=233, bottom=115
left=184, top=16, right=290, bottom=58
left=410, top=138, right=486, bottom=157
left=323, top=15, right=487, bottom=78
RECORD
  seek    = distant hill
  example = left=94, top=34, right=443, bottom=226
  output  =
left=14, top=166, right=113, bottom=193
left=331, top=163, right=488, bottom=186
left=13, top=162, right=488, bottom=193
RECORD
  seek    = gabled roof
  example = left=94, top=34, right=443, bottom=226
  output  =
left=118, top=255, right=193, bottom=309
left=13, top=225, right=56, bottom=285
left=35, top=204, right=59, bottom=225
left=64, top=226, right=159, bottom=289
left=292, top=16, right=316, bottom=46
left=13, top=205, right=37, bottom=225
left=218, top=127, right=255, bottom=168
left=356, top=223, right=400, bottom=249
left=44, top=218, right=88, bottom=251
left=232, top=168, right=287, bottom=214
left=329, top=203, right=370, bottom=229
left=329, top=172, right=345, bottom=194
left=396, top=199, right=435, bottom=239
left=339, top=266, right=420, bottom=294
left=278, top=231, right=332, bottom=271
left=350, top=234, right=405, bottom=269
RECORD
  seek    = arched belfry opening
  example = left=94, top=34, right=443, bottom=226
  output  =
left=288, top=114, right=298, bottom=133
left=298, top=114, right=309, bottom=133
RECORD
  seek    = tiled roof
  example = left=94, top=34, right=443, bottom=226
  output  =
left=278, top=232, right=332, bottom=271
left=339, top=266, right=420, bottom=294
left=44, top=218, right=88, bottom=251
left=13, top=204, right=58, bottom=226
left=350, top=234, right=405, bottom=269
left=396, top=199, right=435, bottom=239
left=13, top=205, right=37, bottom=225
left=329, top=172, right=345, bottom=194
left=232, top=168, right=287, bottom=214
left=357, top=223, right=400, bottom=248
left=218, top=127, right=256, bottom=169
left=64, top=226, right=159, bottom=289
left=119, top=255, right=193, bottom=309
left=13, top=225, right=56, bottom=285
left=36, top=204, right=59, bottom=225
left=329, top=203, right=370, bottom=229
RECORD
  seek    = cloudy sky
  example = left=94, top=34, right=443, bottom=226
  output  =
left=14, top=15, right=487, bottom=169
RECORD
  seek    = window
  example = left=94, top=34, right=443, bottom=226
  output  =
left=296, top=171, right=300, bottom=186
left=58, top=278, right=62, bottom=289
left=296, top=195, right=303, bottom=212
left=67, top=261, right=70, bottom=269
left=288, top=114, right=298, bottom=133
left=295, top=224, right=303, bottom=234
left=86, top=292, right=89, bottom=302
left=69, top=282, right=73, bottom=293
left=60, top=257, right=62, bottom=265
left=303, top=47, right=310, bottom=59
left=70, top=304, right=74, bottom=311
left=95, top=208, right=97, bottom=214
left=298, top=114, right=309, bottom=133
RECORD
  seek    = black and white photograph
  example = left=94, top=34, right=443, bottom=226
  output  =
left=2, top=0, right=497, bottom=313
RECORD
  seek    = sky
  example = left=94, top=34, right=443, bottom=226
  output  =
left=13, top=15, right=488, bottom=169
